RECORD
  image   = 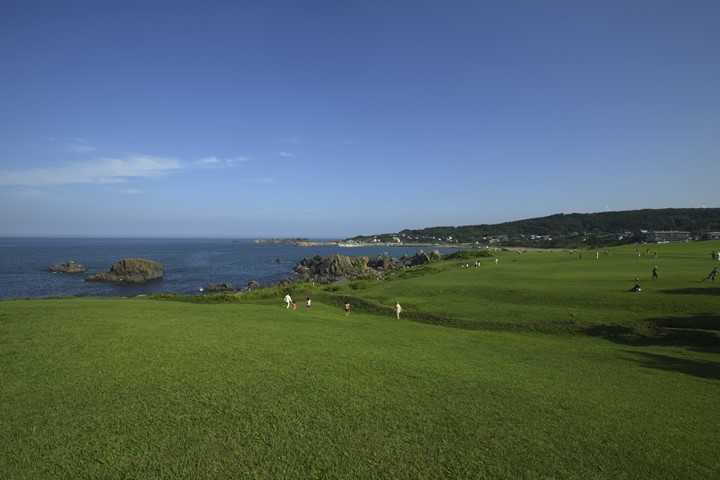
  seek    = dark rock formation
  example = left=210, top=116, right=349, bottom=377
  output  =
left=85, top=258, right=164, bottom=284
left=202, top=283, right=234, bottom=293
left=294, top=250, right=441, bottom=285
left=409, top=250, right=433, bottom=266
left=247, top=280, right=261, bottom=290
left=294, top=253, right=366, bottom=284
left=49, top=259, right=86, bottom=273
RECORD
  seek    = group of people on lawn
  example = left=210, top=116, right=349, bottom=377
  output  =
left=283, top=293, right=403, bottom=319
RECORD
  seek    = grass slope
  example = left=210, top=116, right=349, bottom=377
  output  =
left=337, top=241, right=720, bottom=335
left=1, top=241, right=719, bottom=479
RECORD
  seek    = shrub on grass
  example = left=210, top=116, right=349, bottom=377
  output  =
left=393, top=266, right=433, bottom=280
left=444, top=250, right=494, bottom=261
left=147, top=293, right=242, bottom=303
left=347, top=275, right=380, bottom=290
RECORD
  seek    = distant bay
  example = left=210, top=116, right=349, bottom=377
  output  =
left=0, top=238, right=461, bottom=300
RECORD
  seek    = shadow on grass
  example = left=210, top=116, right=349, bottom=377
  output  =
left=315, top=292, right=569, bottom=332
left=582, top=322, right=720, bottom=350
left=659, top=287, right=720, bottom=296
left=624, top=351, right=720, bottom=380
left=648, top=314, right=720, bottom=331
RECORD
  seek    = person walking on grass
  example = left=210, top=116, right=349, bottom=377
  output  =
left=306, top=297, right=311, bottom=312
left=394, top=302, right=403, bottom=320
left=344, top=301, right=350, bottom=317
left=703, top=266, right=718, bottom=282
left=284, top=293, right=292, bottom=309
left=652, top=266, right=658, bottom=281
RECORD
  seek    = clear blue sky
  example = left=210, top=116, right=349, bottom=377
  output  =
left=1, top=0, right=718, bottom=238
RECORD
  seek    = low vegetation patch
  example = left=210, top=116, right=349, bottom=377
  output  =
left=444, top=249, right=495, bottom=260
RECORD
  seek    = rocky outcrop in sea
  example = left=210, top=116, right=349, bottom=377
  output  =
left=201, top=283, right=235, bottom=293
left=85, top=258, right=164, bottom=284
left=49, top=259, right=87, bottom=273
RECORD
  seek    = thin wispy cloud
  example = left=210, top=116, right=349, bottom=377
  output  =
left=67, top=139, right=96, bottom=153
left=198, top=156, right=222, bottom=166
left=197, top=156, right=253, bottom=167
left=278, top=151, right=296, bottom=158
left=0, top=156, right=182, bottom=187
left=114, top=188, right=145, bottom=195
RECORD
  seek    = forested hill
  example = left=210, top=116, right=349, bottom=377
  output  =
left=348, top=208, right=720, bottom=246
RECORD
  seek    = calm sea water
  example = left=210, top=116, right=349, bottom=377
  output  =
left=0, top=238, right=460, bottom=299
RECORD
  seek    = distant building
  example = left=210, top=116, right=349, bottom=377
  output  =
left=645, top=231, right=691, bottom=243
left=702, top=232, right=720, bottom=240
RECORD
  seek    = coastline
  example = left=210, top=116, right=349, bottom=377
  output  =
left=0, top=238, right=472, bottom=300
left=251, top=238, right=338, bottom=247
left=253, top=238, right=468, bottom=249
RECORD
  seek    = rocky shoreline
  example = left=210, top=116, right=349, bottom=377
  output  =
left=46, top=249, right=445, bottom=296
left=292, top=250, right=441, bottom=285
left=213, top=249, right=444, bottom=292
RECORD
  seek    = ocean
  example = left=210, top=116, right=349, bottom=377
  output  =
left=0, top=238, right=460, bottom=300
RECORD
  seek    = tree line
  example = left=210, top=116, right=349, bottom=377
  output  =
left=347, top=208, right=720, bottom=248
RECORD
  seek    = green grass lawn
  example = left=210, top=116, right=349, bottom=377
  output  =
left=347, top=241, right=720, bottom=332
left=1, top=241, right=719, bottom=479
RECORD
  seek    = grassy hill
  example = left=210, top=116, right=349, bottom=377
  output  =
left=348, top=207, right=720, bottom=245
left=1, top=241, right=719, bottom=479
